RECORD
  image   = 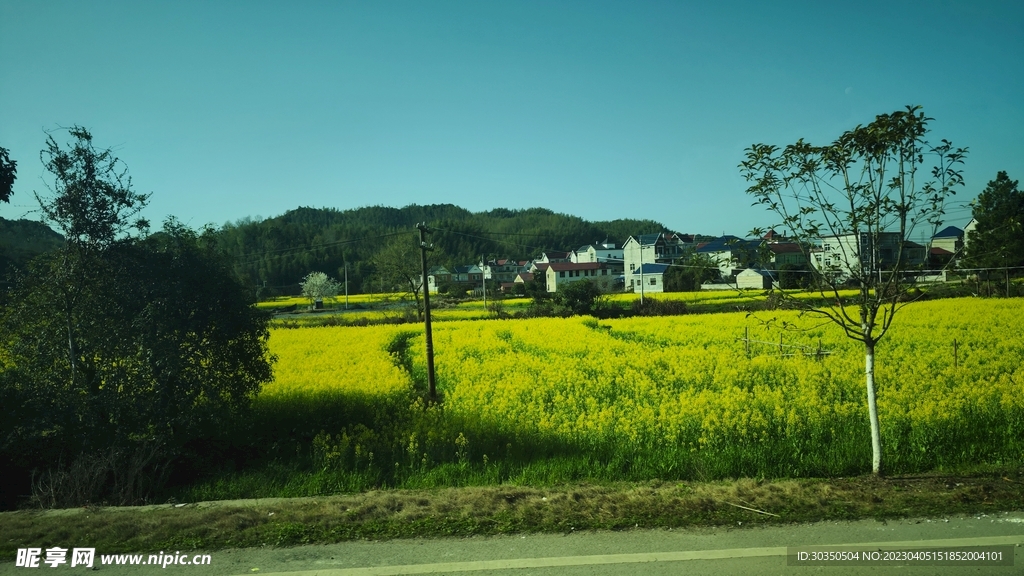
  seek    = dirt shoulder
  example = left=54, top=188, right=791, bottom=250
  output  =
left=2, top=471, right=1023, bottom=560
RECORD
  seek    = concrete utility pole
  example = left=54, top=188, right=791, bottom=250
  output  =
left=481, top=256, right=487, bottom=308
left=639, top=243, right=649, bottom=305
left=416, top=223, right=437, bottom=402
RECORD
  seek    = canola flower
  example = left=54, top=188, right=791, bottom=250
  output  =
left=263, top=297, right=1024, bottom=479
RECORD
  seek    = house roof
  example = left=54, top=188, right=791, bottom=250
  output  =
left=625, top=233, right=663, bottom=247
left=932, top=225, right=963, bottom=239
left=427, top=265, right=450, bottom=274
left=904, top=240, right=925, bottom=249
left=629, top=263, right=671, bottom=275
left=930, top=247, right=954, bottom=256
left=544, top=251, right=570, bottom=259
left=767, top=242, right=803, bottom=254
left=516, top=272, right=534, bottom=282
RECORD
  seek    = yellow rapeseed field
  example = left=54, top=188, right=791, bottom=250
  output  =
left=261, top=297, right=1024, bottom=479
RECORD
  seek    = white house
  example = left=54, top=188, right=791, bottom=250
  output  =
left=622, top=234, right=681, bottom=277
left=545, top=262, right=621, bottom=293
left=811, top=232, right=926, bottom=280
left=571, top=242, right=624, bottom=265
left=626, top=263, right=670, bottom=293
left=736, top=268, right=776, bottom=290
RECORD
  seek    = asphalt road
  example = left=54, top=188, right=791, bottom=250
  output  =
left=6, top=513, right=1023, bottom=575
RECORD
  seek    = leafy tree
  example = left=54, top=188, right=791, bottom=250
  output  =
left=777, top=263, right=810, bottom=289
left=525, top=274, right=550, bottom=301
left=555, top=279, right=603, bottom=316
left=0, top=128, right=274, bottom=507
left=300, top=271, right=341, bottom=307
left=36, top=127, right=149, bottom=247
left=964, top=171, right=1023, bottom=272
left=0, top=146, right=16, bottom=203
left=740, top=106, right=967, bottom=475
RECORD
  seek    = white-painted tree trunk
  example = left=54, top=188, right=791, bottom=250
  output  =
left=865, top=341, right=882, bottom=475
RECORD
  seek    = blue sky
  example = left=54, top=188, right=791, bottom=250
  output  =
left=1, top=0, right=1021, bottom=243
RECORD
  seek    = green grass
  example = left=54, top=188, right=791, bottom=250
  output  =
left=5, top=471, right=1024, bottom=558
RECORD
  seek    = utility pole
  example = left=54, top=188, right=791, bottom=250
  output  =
left=639, top=244, right=647, bottom=305
left=1004, top=252, right=1010, bottom=297
left=416, top=223, right=437, bottom=402
left=481, top=255, right=487, bottom=308
left=344, top=262, right=349, bottom=310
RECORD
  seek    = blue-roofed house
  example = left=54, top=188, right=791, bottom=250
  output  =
left=930, top=225, right=964, bottom=266
left=627, top=262, right=671, bottom=294
left=451, top=264, right=483, bottom=284
left=622, top=233, right=692, bottom=281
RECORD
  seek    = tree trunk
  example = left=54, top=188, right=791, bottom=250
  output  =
left=864, top=339, right=883, bottom=475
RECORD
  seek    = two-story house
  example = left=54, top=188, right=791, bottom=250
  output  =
left=812, top=232, right=926, bottom=281
left=545, top=262, right=623, bottom=293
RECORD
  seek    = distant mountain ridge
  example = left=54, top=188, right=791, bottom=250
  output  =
left=0, top=217, right=64, bottom=276
left=213, top=204, right=675, bottom=294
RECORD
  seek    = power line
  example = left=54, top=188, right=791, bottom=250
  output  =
left=233, top=231, right=408, bottom=266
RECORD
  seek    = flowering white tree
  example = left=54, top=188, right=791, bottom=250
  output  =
left=300, top=271, right=341, bottom=307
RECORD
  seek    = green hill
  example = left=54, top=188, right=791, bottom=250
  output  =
left=0, top=217, right=64, bottom=278
left=212, top=204, right=671, bottom=295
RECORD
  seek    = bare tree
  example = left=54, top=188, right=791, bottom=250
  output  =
left=372, top=237, right=427, bottom=319
left=739, top=106, right=967, bottom=475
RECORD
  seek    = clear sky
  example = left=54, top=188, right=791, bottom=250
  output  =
left=1, top=0, right=1021, bottom=243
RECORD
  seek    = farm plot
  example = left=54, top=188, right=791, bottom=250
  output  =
left=242, top=297, right=1024, bottom=495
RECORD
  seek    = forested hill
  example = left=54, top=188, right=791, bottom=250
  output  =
left=213, top=204, right=671, bottom=295
left=0, top=217, right=64, bottom=278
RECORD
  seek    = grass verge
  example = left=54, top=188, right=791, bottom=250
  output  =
left=2, top=470, right=1023, bottom=559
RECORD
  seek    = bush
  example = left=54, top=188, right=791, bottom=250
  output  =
left=554, top=280, right=603, bottom=316
left=630, top=297, right=688, bottom=316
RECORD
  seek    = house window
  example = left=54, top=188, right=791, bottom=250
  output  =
left=559, top=271, right=565, bottom=278
left=602, top=269, right=607, bottom=275
left=649, top=277, right=656, bottom=285
left=629, top=264, right=635, bottom=272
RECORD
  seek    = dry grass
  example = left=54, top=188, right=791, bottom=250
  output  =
left=3, top=471, right=1023, bottom=559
